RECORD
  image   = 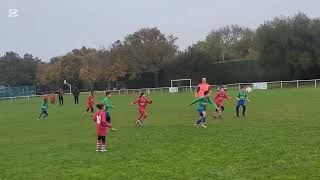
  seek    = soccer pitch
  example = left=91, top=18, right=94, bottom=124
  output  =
left=0, top=88, right=319, bottom=179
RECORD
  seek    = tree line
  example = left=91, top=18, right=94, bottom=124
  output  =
left=1, top=13, right=320, bottom=92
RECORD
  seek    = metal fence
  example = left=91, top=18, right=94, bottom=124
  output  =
left=0, top=86, right=36, bottom=99
left=1, top=79, right=319, bottom=102
left=101, top=79, right=320, bottom=96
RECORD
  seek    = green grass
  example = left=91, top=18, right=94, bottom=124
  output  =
left=0, top=88, right=320, bottom=179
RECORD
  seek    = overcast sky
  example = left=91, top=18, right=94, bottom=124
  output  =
left=1, top=0, right=320, bottom=61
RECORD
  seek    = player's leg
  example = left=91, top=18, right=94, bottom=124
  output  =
left=106, top=112, right=116, bottom=131
left=38, top=110, right=43, bottom=120
left=90, top=107, right=94, bottom=116
left=136, top=110, right=144, bottom=126
left=139, top=110, right=147, bottom=124
left=100, top=136, right=107, bottom=152
left=61, top=97, right=64, bottom=106
left=200, top=111, right=207, bottom=128
left=83, top=107, right=90, bottom=117
left=96, top=136, right=102, bottom=152
left=43, top=110, right=48, bottom=118
left=195, top=109, right=204, bottom=126
left=213, top=108, right=219, bottom=119
left=213, top=102, right=220, bottom=119
left=219, top=106, right=225, bottom=118
left=236, top=101, right=241, bottom=117
left=242, top=104, right=246, bottom=116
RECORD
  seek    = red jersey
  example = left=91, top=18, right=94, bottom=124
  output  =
left=87, top=95, right=94, bottom=107
left=197, top=83, right=210, bottom=97
left=214, top=91, right=230, bottom=105
left=133, top=97, right=152, bottom=110
left=93, top=110, right=107, bottom=136
left=50, top=93, right=56, bottom=103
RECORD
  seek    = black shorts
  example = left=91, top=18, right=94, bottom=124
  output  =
left=86, top=107, right=94, bottom=113
left=106, top=112, right=111, bottom=123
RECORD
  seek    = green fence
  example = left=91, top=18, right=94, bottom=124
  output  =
left=0, top=86, right=36, bottom=98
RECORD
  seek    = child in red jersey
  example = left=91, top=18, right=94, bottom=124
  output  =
left=83, top=91, right=95, bottom=117
left=50, top=92, right=56, bottom=104
left=93, top=103, right=110, bottom=152
left=43, top=94, right=49, bottom=102
left=131, top=92, right=152, bottom=126
left=213, top=87, right=231, bottom=119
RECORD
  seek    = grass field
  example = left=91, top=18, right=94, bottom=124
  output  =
left=0, top=88, right=320, bottom=179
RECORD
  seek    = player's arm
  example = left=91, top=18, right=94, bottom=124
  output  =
left=130, top=99, right=138, bottom=105
left=147, top=98, right=153, bottom=104
left=236, top=92, right=240, bottom=101
left=190, top=97, right=200, bottom=106
left=106, top=102, right=115, bottom=109
left=225, top=93, right=231, bottom=100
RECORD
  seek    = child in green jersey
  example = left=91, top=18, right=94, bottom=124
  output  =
left=38, top=98, right=48, bottom=120
left=236, top=86, right=250, bottom=117
left=103, top=91, right=116, bottom=131
left=190, top=91, right=218, bottom=128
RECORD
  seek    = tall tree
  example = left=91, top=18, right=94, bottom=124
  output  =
left=122, top=27, right=178, bottom=87
left=0, top=52, right=39, bottom=86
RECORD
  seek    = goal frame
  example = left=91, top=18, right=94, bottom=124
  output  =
left=170, top=79, right=192, bottom=92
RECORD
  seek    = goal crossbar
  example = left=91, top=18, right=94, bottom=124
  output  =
left=170, top=79, right=192, bottom=92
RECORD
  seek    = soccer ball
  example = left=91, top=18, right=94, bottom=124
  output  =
left=246, top=87, right=253, bottom=93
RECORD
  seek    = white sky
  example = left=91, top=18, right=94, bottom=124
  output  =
left=1, top=0, right=320, bottom=61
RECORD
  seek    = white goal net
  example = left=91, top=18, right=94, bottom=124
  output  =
left=170, top=79, right=192, bottom=93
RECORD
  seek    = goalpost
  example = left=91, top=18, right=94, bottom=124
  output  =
left=170, top=79, right=192, bottom=92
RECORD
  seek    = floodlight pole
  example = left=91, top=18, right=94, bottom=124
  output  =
left=64, top=80, right=72, bottom=94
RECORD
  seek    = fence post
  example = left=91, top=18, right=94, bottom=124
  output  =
left=238, top=83, right=241, bottom=90
left=161, top=88, right=163, bottom=93
left=296, top=81, right=299, bottom=88
left=280, top=81, right=283, bottom=89
left=315, top=80, right=317, bottom=88
left=118, top=90, right=120, bottom=96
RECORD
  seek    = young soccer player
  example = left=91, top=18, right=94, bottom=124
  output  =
left=236, top=86, right=250, bottom=117
left=131, top=92, right=153, bottom=126
left=103, top=92, right=116, bottom=131
left=190, top=91, right=218, bottom=128
left=214, top=87, right=231, bottom=119
left=58, top=88, right=64, bottom=106
left=195, top=78, right=211, bottom=97
left=83, top=91, right=95, bottom=117
left=44, top=94, right=49, bottom=101
left=38, top=98, right=48, bottom=120
left=93, top=103, right=110, bottom=152
left=50, top=92, right=56, bottom=104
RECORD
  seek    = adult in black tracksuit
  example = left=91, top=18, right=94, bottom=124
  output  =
left=58, top=88, right=64, bottom=106
left=72, top=87, right=80, bottom=104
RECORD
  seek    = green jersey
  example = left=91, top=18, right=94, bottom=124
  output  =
left=237, top=90, right=247, bottom=100
left=103, top=97, right=114, bottom=112
left=41, top=102, right=48, bottom=110
left=190, top=97, right=217, bottom=110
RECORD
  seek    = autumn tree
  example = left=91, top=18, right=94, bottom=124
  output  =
left=122, top=27, right=178, bottom=87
